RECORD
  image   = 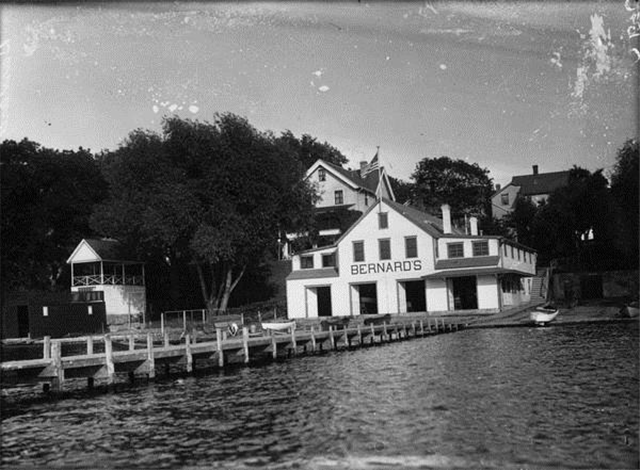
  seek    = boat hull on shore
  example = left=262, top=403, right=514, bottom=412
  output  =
left=530, top=306, right=559, bottom=326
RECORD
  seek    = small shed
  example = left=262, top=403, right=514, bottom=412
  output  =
left=67, top=238, right=146, bottom=326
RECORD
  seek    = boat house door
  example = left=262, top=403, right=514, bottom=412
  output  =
left=452, top=276, right=478, bottom=310
left=317, top=286, right=332, bottom=317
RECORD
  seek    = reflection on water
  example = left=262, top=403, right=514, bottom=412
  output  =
left=2, top=323, right=638, bottom=469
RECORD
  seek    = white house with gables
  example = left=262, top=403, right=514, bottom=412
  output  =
left=283, top=153, right=395, bottom=257
left=286, top=199, right=537, bottom=318
left=67, top=238, right=146, bottom=325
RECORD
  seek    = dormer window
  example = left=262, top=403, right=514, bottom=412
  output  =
left=335, top=190, right=344, bottom=205
left=300, top=255, right=314, bottom=269
left=472, top=241, right=489, bottom=257
left=501, top=193, right=509, bottom=205
left=318, top=168, right=326, bottom=182
left=447, top=243, right=464, bottom=258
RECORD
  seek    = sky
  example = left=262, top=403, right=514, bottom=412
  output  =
left=1, top=1, right=637, bottom=186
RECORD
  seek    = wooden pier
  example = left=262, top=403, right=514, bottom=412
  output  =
left=1, top=317, right=464, bottom=393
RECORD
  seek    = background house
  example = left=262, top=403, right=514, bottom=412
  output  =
left=492, top=165, right=570, bottom=219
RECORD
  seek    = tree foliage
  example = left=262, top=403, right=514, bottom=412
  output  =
left=609, top=139, right=639, bottom=263
left=91, top=114, right=318, bottom=312
left=1, top=139, right=107, bottom=291
left=388, top=176, right=412, bottom=204
left=410, top=156, right=493, bottom=220
left=276, top=130, right=348, bottom=170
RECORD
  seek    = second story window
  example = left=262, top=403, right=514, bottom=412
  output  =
left=353, top=241, right=364, bottom=262
left=379, top=239, right=391, bottom=260
left=378, top=212, right=388, bottom=229
left=405, top=236, right=418, bottom=258
left=335, top=190, right=344, bottom=205
left=300, top=255, right=314, bottom=269
left=472, top=240, right=489, bottom=257
left=322, top=253, right=336, bottom=267
left=318, top=168, right=326, bottom=181
left=447, top=242, right=464, bottom=258
left=501, top=193, right=509, bottom=205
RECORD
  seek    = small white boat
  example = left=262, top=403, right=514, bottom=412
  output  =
left=261, top=321, right=296, bottom=332
left=530, top=305, right=559, bottom=326
left=624, top=302, right=639, bottom=318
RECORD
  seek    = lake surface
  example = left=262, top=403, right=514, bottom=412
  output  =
left=1, top=322, right=638, bottom=469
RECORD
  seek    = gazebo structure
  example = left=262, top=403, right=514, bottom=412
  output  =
left=67, top=238, right=146, bottom=326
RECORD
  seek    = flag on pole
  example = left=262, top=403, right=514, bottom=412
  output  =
left=361, top=148, right=379, bottom=177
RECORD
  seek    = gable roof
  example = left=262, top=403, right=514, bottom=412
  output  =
left=67, top=238, right=137, bottom=264
left=307, top=157, right=396, bottom=201
left=510, top=170, right=570, bottom=196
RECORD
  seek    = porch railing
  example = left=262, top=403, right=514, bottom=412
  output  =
left=72, top=275, right=144, bottom=287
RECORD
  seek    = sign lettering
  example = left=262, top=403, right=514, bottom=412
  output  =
left=350, top=260, right=422, bottom=275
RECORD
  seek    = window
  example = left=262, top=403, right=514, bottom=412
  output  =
left=472, top=241, right=489, bottom=257
left=335, top=190, right=344, bottom=205
left=379, top=239, right=391, bottom=260
left=517, top=249, right=521, bottom=260
left=353, top=241, right=365, bottom=262
left=88, top=305, right=93, bottom=315
left=503, top=243, right=508, bottom=256
left=447, top=243, right=464, bottom=258
left=318, top=168, right=326, bottom=181
left=42, top=306, right=49, bottom=317
left=322, top=253, right=336, bottom=267
left=501, top=193, right=509, bottom=205
left=378, top=212, right=388, bottom=229
left=405, top=236, right=418, bottom=258
left=300, top=255, right=314, bottom=269
left=511, top=245, right=514, bottom=258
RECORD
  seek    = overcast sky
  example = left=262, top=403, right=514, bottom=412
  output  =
left=1, top=1, right=637, bottom=185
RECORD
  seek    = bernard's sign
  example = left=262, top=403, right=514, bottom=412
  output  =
left=351, top=260, right=422, bottom=275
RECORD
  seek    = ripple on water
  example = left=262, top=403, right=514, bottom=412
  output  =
left=1, top=323, right=638, bottom=469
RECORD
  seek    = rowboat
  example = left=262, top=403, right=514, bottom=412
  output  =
left=623, top=301, right=639, bottom=318
left=530, top=305, right=559, bottom=326
left=261, top=321, right=296, bottom=332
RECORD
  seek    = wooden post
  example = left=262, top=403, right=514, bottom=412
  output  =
left=104, top=334, right=115, bottom=385
left=87, top=336, right=94, bottom=355
left=420, top=320, right=425, bottom=336
left=51, top=340, right=63, bottom=392
left=242, top=327, right=250, bottom=364
left=343, top=325, right=349, bottom=348
left=163, top=332, right=170, bottom=349
left=370, top=323, right=375, bottom=344
left=43, top=336, right=51, bottom=359
left=383, top=322, right=388, bottom=342
left=146, top=332, right=155, bottom=379
left=185, top=334, right=193, bottom=373
left=411, top=322, right=416, bottom=338
left=128, top=335, right=135, bottom=351
left=328, top=326, right=335, bottom=350
left=271, top=333, right=277, bottom=359
left=161, top=313, right=165, bottom=336
left=202, top=309, right=206, bottom=324
left=183, top=311, right=187, bottom=332
left=216, top=328, right=224, bottom=367
left=290, top=327, right=297, bottom=355
left=310, top=326, right=316, bottom=352
left=357, top=324, right=362, bottom=346
left=426, top=317, right=431, bottom=333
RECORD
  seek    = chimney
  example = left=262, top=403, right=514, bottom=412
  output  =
left=469, top=216, right=478, bottom=236
left=532, top=165, right=539, bottom=175
left=360, top=161, right=368, bottom=176
left=495, top=183, right=501, bottom=192
left=441, top=204, right=452, bottom=234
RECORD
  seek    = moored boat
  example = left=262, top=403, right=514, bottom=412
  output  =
left=530, top=305, right=559, bottom=326
left=624, top=301, right=639, bottom=318
left=261, top=321, right=296, bottom=332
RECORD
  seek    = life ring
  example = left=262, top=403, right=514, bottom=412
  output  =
left=228, top=322, right=239, bottom=336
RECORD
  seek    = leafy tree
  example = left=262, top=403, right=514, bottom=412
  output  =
left=388, top=176, right=412, bottom=204
left=276, top=130, right=348, bottom=170
left=1, top=139, right=107, bottom=291
left=410, top=156, right=493, bottom=221
left=503, top=197, right=538, bottom=246
left=92, top=114, right=318, bottom=312
left=610, top=139, right=639, bottom=265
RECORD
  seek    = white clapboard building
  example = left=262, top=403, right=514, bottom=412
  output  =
left=286, top=199, right=537, bottom=318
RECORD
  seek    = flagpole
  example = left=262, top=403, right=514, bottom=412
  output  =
left=377, top=146, right=382, bottom=210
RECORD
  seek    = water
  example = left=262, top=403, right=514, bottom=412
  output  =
left=2, top=323, right=638, bottom=469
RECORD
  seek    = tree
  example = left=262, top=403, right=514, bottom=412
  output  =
left=1, top=139, right=107, bottom=291
left=92, top=114, right=318, bottom=312
left=275, top=130, right=348, bottom=170
left=610, top=139, right=639, bottom=265
left=388, top=176, right=412, bottom=204
left=503, top=197, right=538, bottom=246
left=410, top=156, right=493, bottom=222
